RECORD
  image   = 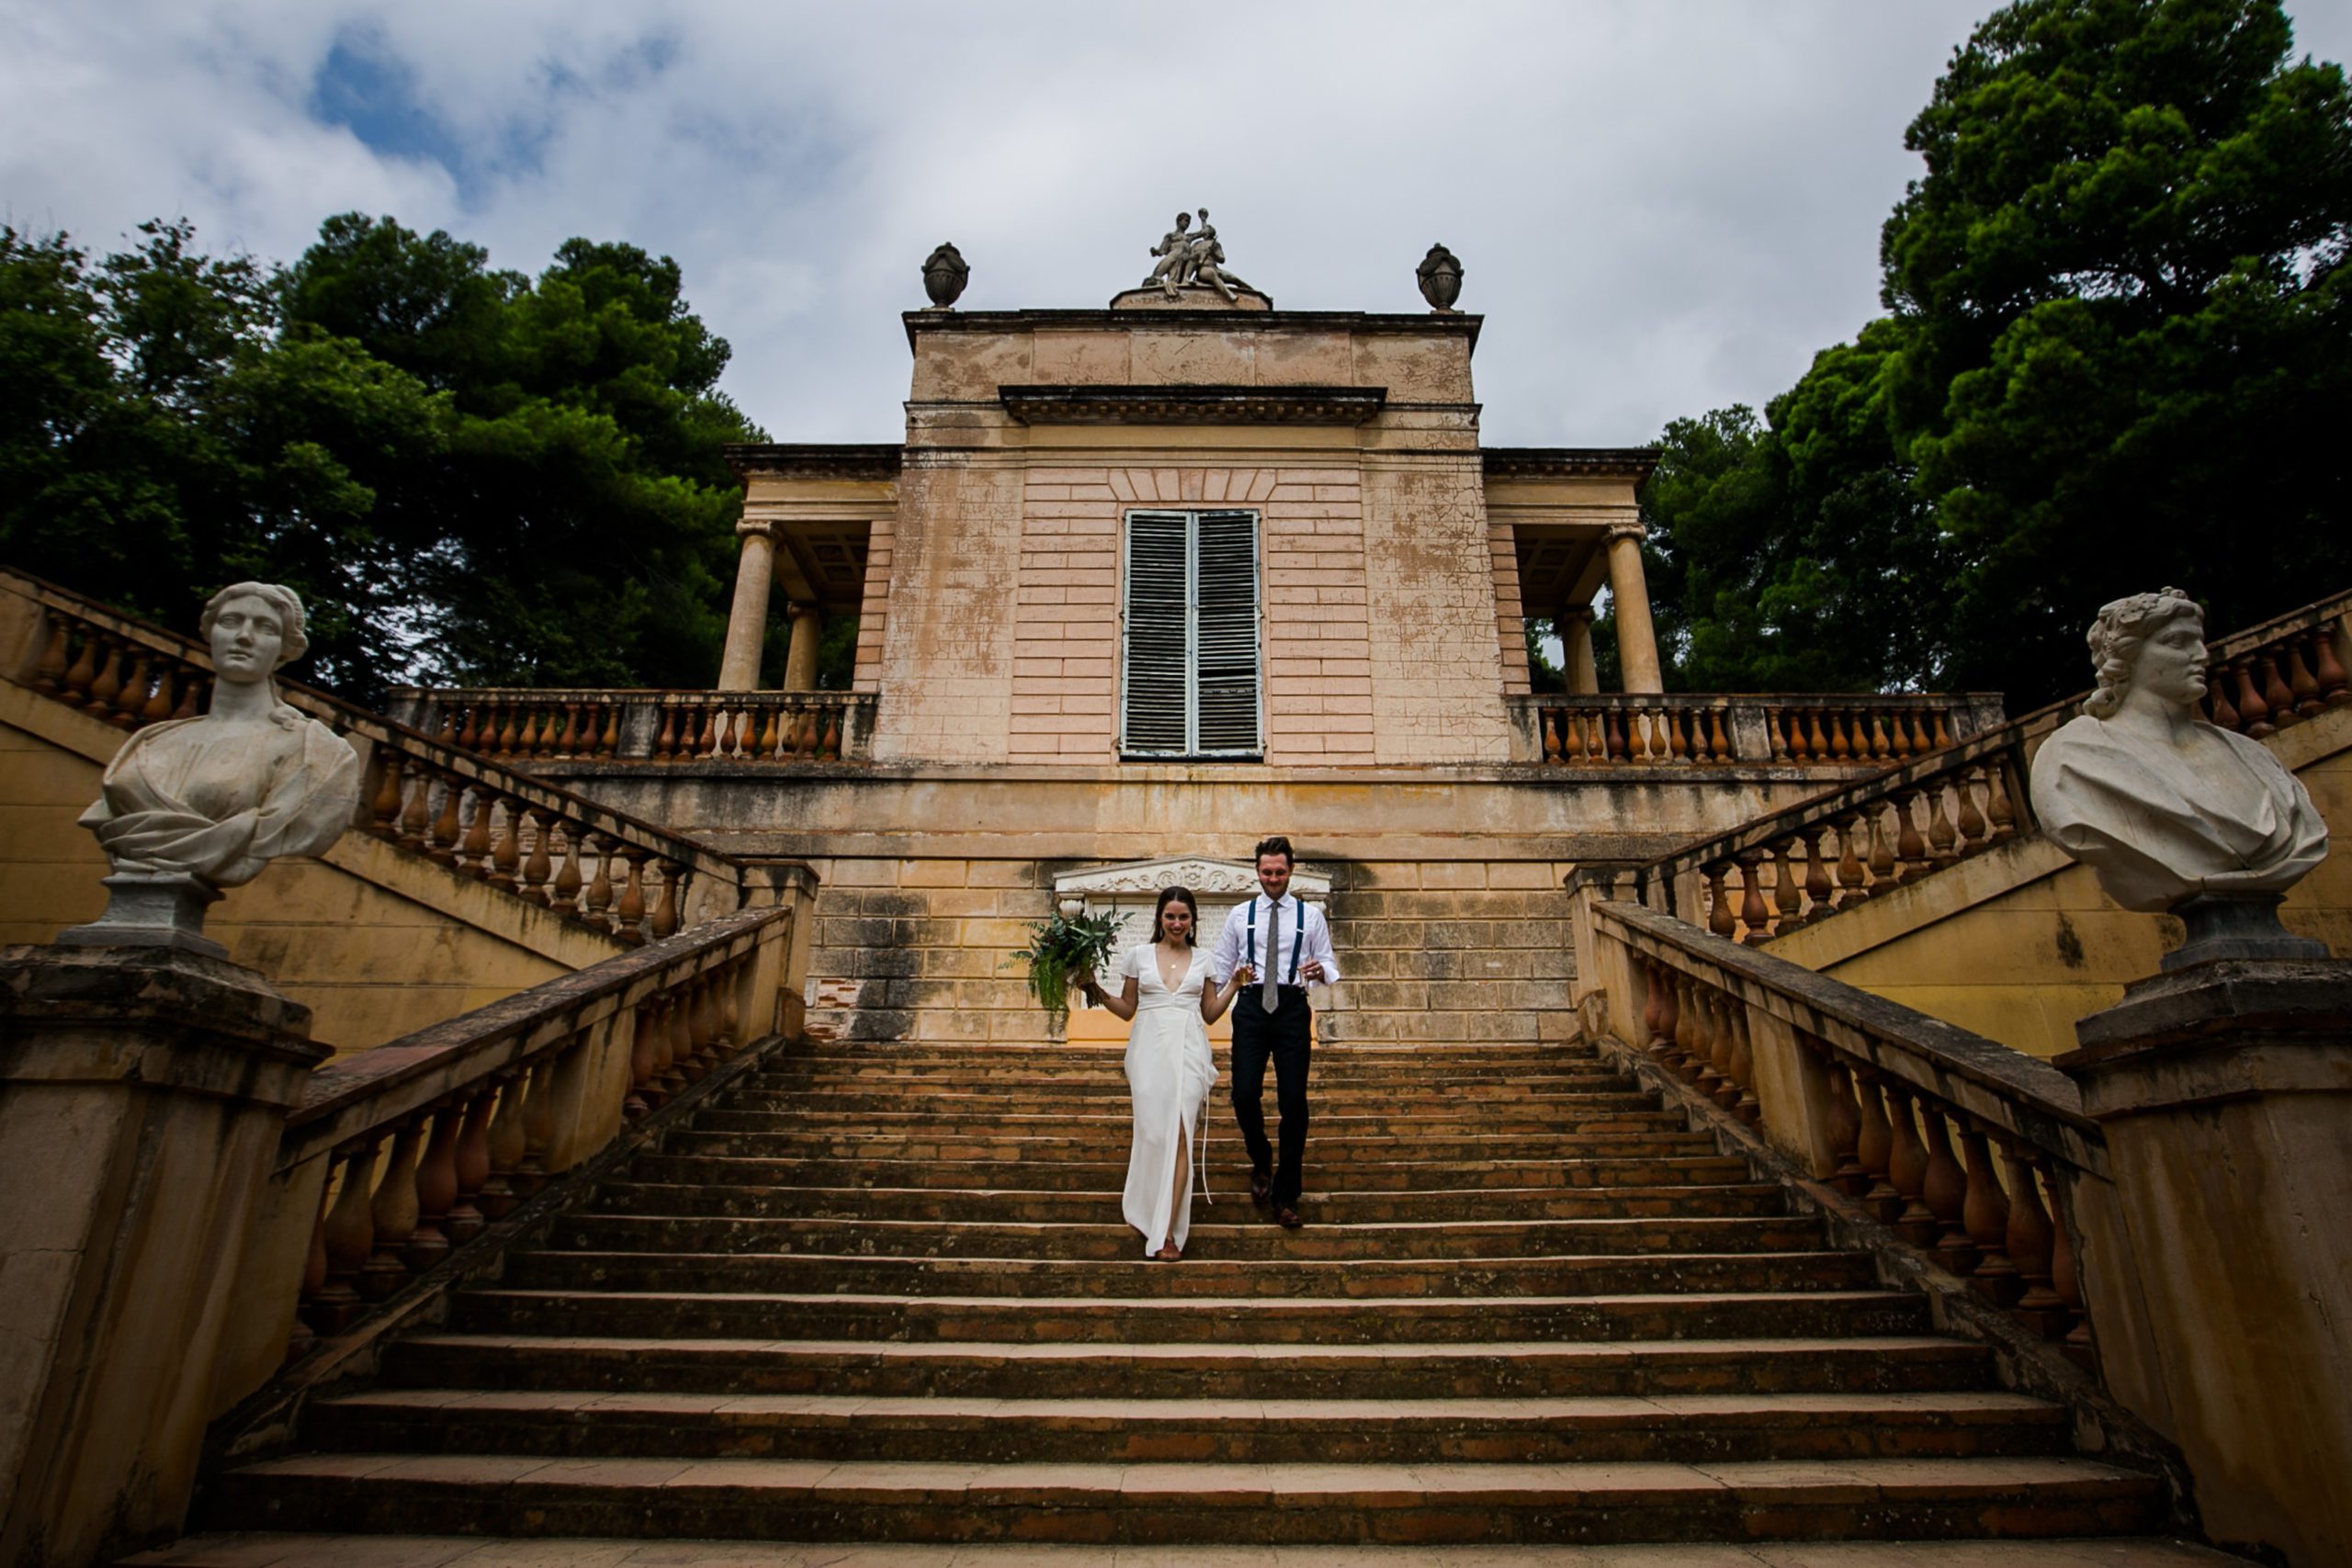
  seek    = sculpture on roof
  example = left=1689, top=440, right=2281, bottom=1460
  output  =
left=1145, top=209, right=1260, bottom=303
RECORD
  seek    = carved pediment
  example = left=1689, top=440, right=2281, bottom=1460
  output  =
left=1052, top=856, right=1330, bottom=902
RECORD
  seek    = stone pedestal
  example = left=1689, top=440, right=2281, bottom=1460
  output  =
left=0, top=944, right=328, bottom=1566
left=2058, top=959, right=2352, bottom=1568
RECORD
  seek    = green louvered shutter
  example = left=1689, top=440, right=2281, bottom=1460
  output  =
left=1120, top=508, right=1261, bottom=758
left=1193, top=511, right=1261, bottom=754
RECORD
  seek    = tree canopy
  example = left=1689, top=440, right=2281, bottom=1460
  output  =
left=1638, top=0, right=2351, bottom=705
left=0, top=214, right=763, bottom=699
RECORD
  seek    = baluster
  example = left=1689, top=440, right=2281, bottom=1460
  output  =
left=424, top=771, right=463, bottom=863
left=171, top=671, right=205, bottom=719
left=2233, top=660, right=2272, bottom=737
left=1953, top=767, right=1988, bottom=855
left=698, top=703, right=722, bottom=758
left=514, top=1054, right=559, bottom=1196
left=397, top=760, right=431, bottom=849
left=1852, top=1072, right=1901, bottom=1223
left=288, top=1179, right=331, bottom=1363
left=654, top=705, right=680, bottom=761
left=1892, top=788, right=1930, bottom=881
left=583, top=832, right=616, bottom=931
left=1783, top=709, right=1810, bottom=762
left=2002, top=1142, right=2066, bottom=1337
left=718, top=964, right=744, bottom=1052
left=1706, top=706, right=1731, bottom=764
left=2047, top=1168, right=2096, bottom=1370
left=1687, top=982, right=1722, bottom=1097
left=497, top=705, right=523, bottom=755
left=405, top=1102, right=463, bottom=1273
left=2205, top=665, right=2241, bottom=729
left=590, top=701, right=616, bottom=757
left=517, top=808, right=553, bottom=905
left=61, top=624, right=100, bottom=700
left=673, top=982, right=708, bottom=1083
left=755, top=704, right=782, bottom=761
left=1703, top=863, right=1737, bottom=941
left=517, top=707, right=542, bottom=758
left=821, top=706, right=843, bottom=760
left=652, top=992, right=685, bottom=1098
left=1907, top=712, right=1933, bottom=755
left=1962, top=1122, right=2021, bottom=1303
left=651, top=860, right=684, bottom=939
left=432, top=705, right=458, bottom=746
left=550, top=823, right=584, bottom=915
left=1800, top=827, right=1833, bottom=923
left=711, top=706, right=734, bottom=759
left=1604, top=708, right=1628, bottom=763
left=479, top=1070, right=527, bottom=1219
left=1883, top=1086, right=1939, bottom=1246
left=1826, top=710, right=1852, bottom=762
left=487, top=795, right=523, bottom=891
left=1766, top=843, right=1800, bottom=934
left=1709, top=990, right=1741, bottom=1110
left=1804, top=710, right=1829, bottom=761
left=1671, top=974, right=1702, bottom=1078
left=370, top=750, right=405, bottom=840
left=1984, top=757, right=2020, bottom=843
left=458, top=704, right=484, bottom=751
left=1727, top=1002, right=1759, bottom=1123
left=690, top=976, right=721, bottom=1073
left=2311, top=620, right=2349, bottom=706
left=616, top=850, right=650, bottom=944
left=30, top=618, right=71, bottom=694
left=1868, top=711, right=1893, bottom=761
left=458, top=784, right=495, bottom=877
left=1736, top=851, right=1770, bottom=946
left=1644, top=962, right=1676, bottom=1065
left=1834, top=812, right=1871, bottom=908
left=364, top=1118, right=424, bottom=1297
left=446, top=1088, right=497, bottom=1244
left=2284, top=636, right=2322, bottom=716
left=627, top=999, right=662, bottom=1115
left=110, top=653, right=152, bottom=729
left=561, top=702, right=586, bottom=758
left=85, top=634, right=124, bottom=716
left=1918, top=1102, right=1974, bottom=1274
left=313, top=1138, right=381, bottom=1330
left=2257, top=653, right=2295, bottom=728
left=1821, top=1053, right=1868, bottom=1196
left=1929, top=710, right=1955, bottom=750
left=1667, top=708, right=1690, bottom=762
left=1925, top=779, right=1959, bottom=868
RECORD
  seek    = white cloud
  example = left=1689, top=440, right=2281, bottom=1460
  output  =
left=6, top=0, right=2348, bottom=446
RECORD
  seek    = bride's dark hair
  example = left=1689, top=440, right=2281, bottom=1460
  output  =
left=1150, top=885, right=1199, bottom=948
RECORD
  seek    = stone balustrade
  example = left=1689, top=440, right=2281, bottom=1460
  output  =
left=12, top=578, right=751, bottom=944
left=387, top=688, right=876, bottom=765
left=1577, top=895, right=2105, bottom=1371
left=1510, top=693, right=2006, bottom=768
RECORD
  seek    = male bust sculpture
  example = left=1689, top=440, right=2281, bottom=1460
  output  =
left=68, top=581, right=361, bottom=953
left=2029, top=587, right=2327, bottom=914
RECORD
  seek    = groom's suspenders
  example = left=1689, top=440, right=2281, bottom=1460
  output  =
left=1244, top=897, right=1306, bottom=986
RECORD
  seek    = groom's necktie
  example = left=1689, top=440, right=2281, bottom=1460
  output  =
left=1260, top=898, right=1280, bottom=1014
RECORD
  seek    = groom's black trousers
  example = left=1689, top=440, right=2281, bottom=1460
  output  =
left=1230, top=986, right=1313, bottom=1208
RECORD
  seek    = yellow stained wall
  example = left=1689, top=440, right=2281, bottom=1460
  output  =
left=1, top=683, right=627, bottom=1056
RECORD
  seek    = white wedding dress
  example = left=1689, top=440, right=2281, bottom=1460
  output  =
left=1115, top=942, right=1217, bottom=1256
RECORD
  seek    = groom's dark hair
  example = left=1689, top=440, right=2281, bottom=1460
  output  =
left=1254, top=835, right=1295, bottom=867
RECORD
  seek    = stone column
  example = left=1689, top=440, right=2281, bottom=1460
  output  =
left=1559, top=604, right=1600, bottom=694
left=0, top=945, right=328, bottom=1567
left=781, top=602, right=820, bottom=693
left=1604, top=527, right=1664, bottom=694
left=2058, top=960, right=2352, bottom=1567
left=717, top=520, right=778, bottom=693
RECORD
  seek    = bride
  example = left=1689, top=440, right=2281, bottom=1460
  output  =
left=1081, top=886, right=1251, bottom=1261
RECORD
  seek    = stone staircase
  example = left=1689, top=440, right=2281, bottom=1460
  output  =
left=153, top=1037, right=2196, bottom=1559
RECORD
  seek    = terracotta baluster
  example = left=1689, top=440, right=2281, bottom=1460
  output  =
left=514, top=1054, right=559, bottom=1195
left=1908, top=713, right=1933, bottom=755
left=497, top=705, right=523, bottom=755
left=479, top=1070, right=527, bottom=1220
left=2285, top=636, right=2323, bottom=716
left=1929, top=710, right=1954, bottom=750
left=1604, top=708, right=1628, bottom=763
left=363, top=1118, right=424, bottom=1298
left=2233, top=660, right=2272, bottom=737
left=1883, top=1085, right=1939, bottom=1246
left=1707, top=707, right=1731, bottom=763
left=1708, top=989, right=1740, bottom=1109
left=424, top=772, right=463, bottom=864
left=458, top=704, right=484, bottom=750
left=1773, top=709, right=1802, bottom=762
left=1961, top=1122, right=2020, bottom=1304
left=1727, top=1003, right=1759, bottom=1124
left=654, top=705, right=679, bottom=761
left=1640, top=962, right=1665, bottom=1055
left=2311, top=620, right=2349, bottom=705
left=397, top=761, right=430, bottom=849
left=822, top=707, right=843, bottom=760
left=718, top=965, right=744, bottom=1051
left=598, top=702, right=622, bottom=757
left=1801, top=827, right=1833, bottom=921
left=1834, top=812, right=1871, bottom=908
left=1688, top=982, right=1722, bottom=1097
left=61, top=624, right=99, bottom=700
left=759, top=705, right=785, bottom=761
left=1892, top=789, right=1929, bottom=880
left=445, top=1088, right=496, bottom=1244
left=370, top=750, right=405, bottom=840
left=677, top=982, right=711, bottom=1082
left=1671, top=974, right=1702, bottom=1077
left=564, top=703, right=587, bottom=757
left=171, top=672, right=205, bottom=719
left=29, top=618, right=70, bottom=694
left=691, top=976, right=721, bottom=1070
left=1852, top=1072, right=1901, bottom=1223
left=1555, top=714, right=1579, bottom=763
left=2205, top=665, right=2241, bottom=729
left=1925, top=780, right=1959, bottom=868
left=1868, top=712, right=1893, bottom=761
left=1918, top=1102, right=1974, bottom=1275
left=432, top=705, right=458, bottom=746
left=85, top=634, right=124, bottom=716
left=314, top=1139, right=380, bottom=1329
left=405, top=1102, right=462, bottom=1273
left=2002, top=1142, right=2067, bottom=1337
left=517, top=808, right=553, bottom=905
left=583, top=832, right=616, bottom=931
left=288, top=1181, right=330, bottom=1363
left=1954, top=767, right=1988, bottom=855
left=616, top=850, right=650, bottom=943
left=1770, top=844, right=1802, bottom=934
left=1736, top=851, right=1770, bottom=945
left=1668, top=708, right=1690, bottom=761
left=1806, top=710, right=1830, bottom=761
left=2046, top=1168, right=2096, bottom=1370
left=1644, top=963, right=1676, bottom=1065
left=517, top=708, right=542, bottom=757
left=2257, top=653, right=2295, bottom=728
left=1826, top=711, right=1851, bottom=761
left=110, top=653, right=151, bottom=729
left=651, top=861, right=684, bottom=939
left=1984, top=759, right=2019, bottom=843
left=1821, top=1053, right=1867, bottom=1197
left=487, top=795, right=523, bottom=891
left=656, top=993, right=689, bottom=1097
left=1704, top=863, right=1737, bottom=941
left=712, top=707, right=734, bottom=759
left=459, top=784, right=495, bottom=878
left=698, top=704, right=722, bottom=758
left=551, top=824, right=584, bottom=915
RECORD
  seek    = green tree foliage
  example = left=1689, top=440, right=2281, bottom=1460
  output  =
left=1644, top=0, right=2350, bottom=705
left=1, top=214, right=762, bottom=699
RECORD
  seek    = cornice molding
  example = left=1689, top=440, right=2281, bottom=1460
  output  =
left=1000, top=384, right=1387, bottom=426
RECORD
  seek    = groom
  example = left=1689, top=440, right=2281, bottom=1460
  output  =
left=1205, top=836, right=1340, bottom=1228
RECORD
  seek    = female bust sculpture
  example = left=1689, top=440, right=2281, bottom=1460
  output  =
left=2028, top=587, right=2327, bottom=913
left=78, top=582, right=361, bottom=900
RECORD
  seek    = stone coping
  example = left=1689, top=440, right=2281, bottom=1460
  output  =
left=999, top=384, right=1387, bottom=425
left=1484, top=447, right=1662, bottom=479
left=723, top=443, right=903, bottom=480
left=900, top=307, right=1485, bottom=351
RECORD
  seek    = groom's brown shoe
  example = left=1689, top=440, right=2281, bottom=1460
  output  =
left=1250, top=1167, right=1272, bottom=1206
left=1274, top=1205, right=1304, bottom=1229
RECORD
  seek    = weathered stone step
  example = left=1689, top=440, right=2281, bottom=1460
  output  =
left=663, top=1130, right=1724, bottom=1165
left=203, top=1453, right=2165, bottom=1544
left=444, top=1297, right=1947, bottom=1354
left=588, top=1180, right=1792, bottom=1224
left=727, top=1084, right=1645, bottom=1112
left=499, top=1247, right=1883, bottom=1300
left=628, top=1151, right=1759, bottom=1194
left=550, top=1213, right=1826, bottom=1263
left=307, top=1389, right=2072, bottom=1465
left=774, top=1044, right=1592, bottom=1070
left=687, top=1108, right=1690, bottom=1141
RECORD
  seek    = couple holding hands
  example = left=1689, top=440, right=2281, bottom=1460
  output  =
left=1080, top=837, right=1341, bottom=1261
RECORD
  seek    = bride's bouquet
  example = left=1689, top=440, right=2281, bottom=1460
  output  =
left=1010, top=908, right=1122, bottom=1030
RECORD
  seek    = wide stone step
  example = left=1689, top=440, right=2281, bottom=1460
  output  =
left=448, top=1288, right=1938, bottom=1354
left=627, top=1152, right=1760, bottom=1194
left=663, top=1131, right=1726, bottom=1165
left=751, top=1070, right=1630, bottom=1096
left=202, top=1453, right=2165, bottom=1545
left=775, top=1044, right=1591, bottom=1070
left=499, top=1248, right=1881, bottom=1300
left=587, top=1180, right=1792, bottom=1224
left=306, top=1389, right=2074, bottom=1465
left=549, top=1213, right=1826, bottom=1262
left=693, top=1107, right=1679, bottom=1139
left=725, top=1086, right=1650, bottom=1114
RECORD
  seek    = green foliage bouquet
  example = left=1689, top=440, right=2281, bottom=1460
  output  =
left=1010, top=908, right=1122, bottom=1030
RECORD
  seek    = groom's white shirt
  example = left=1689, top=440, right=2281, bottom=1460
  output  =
left=1207, top=893, right=1341, bottom=988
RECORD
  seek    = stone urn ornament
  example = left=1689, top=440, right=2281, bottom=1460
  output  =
left=62, top=581, right=362, bottom=959
left=921, top=243, right=969, bottom=309
left=2028, top=586, right=2330, bottom=969
left=1417, top=243, right=1464, bottom=311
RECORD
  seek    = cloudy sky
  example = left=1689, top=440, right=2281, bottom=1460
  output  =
left=6, top=2, right=2347, bottom=448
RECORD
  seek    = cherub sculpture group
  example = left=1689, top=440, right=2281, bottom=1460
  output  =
left=1145, top=209, right=1258, bottom=303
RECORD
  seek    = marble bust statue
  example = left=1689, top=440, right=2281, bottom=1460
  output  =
left=2029, top=587, right=2328, bottom=923
left=66, top=581, right=361, bottom=955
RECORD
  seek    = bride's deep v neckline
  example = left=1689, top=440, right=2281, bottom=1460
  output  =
left=1154, top=944, right=1193, bottom=992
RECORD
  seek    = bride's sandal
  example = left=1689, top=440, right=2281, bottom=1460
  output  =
left=1154, top=1244, right=1182, bottom=1262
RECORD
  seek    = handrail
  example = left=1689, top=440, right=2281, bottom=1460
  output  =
left=387, top=686, right=877, bottom=765
left=6, top=570, right=751, bottom=943
left=1619, top=588, right=2352, bottom=942
left=1584, top=896, right=2104, bottom=1366
left=1508, top=691, right=2006, bottom=768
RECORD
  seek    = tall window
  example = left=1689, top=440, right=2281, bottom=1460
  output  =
left=1121, top=509, right=1261, bottom=758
